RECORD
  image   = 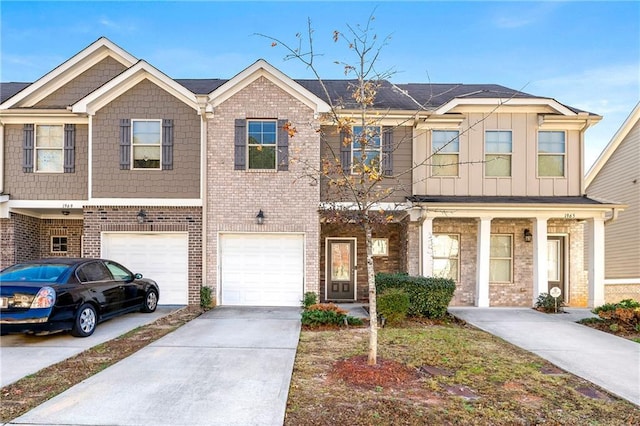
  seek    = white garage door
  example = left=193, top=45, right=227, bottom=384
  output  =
left=102, top=233, right=189, bottom=305
left=220, top=233, right=304, bottom=306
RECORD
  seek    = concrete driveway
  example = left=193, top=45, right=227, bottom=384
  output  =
left=1, top=306, right=180, bottom=388
left=7, top=306, right=301, bottom=426
left=449, top=307, right=640, bottom=406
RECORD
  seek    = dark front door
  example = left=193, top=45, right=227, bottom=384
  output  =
left=547, top=236, right=566, bottom=302
left=327, top=239, right=356, bottom=301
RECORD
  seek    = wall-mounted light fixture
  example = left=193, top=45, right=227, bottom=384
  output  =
left=523, top=229, right=533, bottom=243
left=137, top=209, right=147, bottom=224
left=61, top=210, right=70, bottom=216
left=256, top=210, right=265, bottom=225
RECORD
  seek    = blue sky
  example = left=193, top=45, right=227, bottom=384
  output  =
left=1, top=1, right=638, bottom=170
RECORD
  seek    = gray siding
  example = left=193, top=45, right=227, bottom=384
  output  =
left=320, top=125, right=413, bottom=203
left=35, top=57, right=127, bottom=108
left=91, top=79, right=201, bottom=199
left=3, top=124, right=88, bottom=200
left=587, top=119, right=640, bottom=279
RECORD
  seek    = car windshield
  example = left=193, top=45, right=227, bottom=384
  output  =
left=0, top=264, right=71, bottom=283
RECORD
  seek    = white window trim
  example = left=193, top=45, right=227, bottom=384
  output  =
left=431, top=129, right=460, bottom=178
left=35, top=124, right=64, bottom=173
left=351, top=125, right=382, bottom=175
left=247, top=119, right=278, bottom=171
left=490, top=234, right=513, bottom=284
left=131, top=119, right=162, bottom=171
left=51, top=235, right=68, bottom=253
left=432, top=233, right=460, bottom=281
left=484, top=129, right=512, bottom=178
left=537, top=130, right=566, bottom=178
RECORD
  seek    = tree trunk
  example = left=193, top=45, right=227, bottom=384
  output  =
left=365, top=221, right=378, bottom=365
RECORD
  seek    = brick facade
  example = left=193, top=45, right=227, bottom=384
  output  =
left=82, top=206, right=203, bottom=305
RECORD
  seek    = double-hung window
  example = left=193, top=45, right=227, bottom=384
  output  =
left=248, top=120, right=277, bottom=170
left=485, top=131, right=512, bottom=177
left=35, top=125, right=64, bottom=172
left=432, top=234, right=459, bottom=280
left=132, top=120, right=162, bottom=169
left=351, top=125, right=381, bottom=173
left=538, top=131, right=565, bottom=177
left=432, top=130, right=459, bottom=176
left=489, top=234, right=513, bottom=283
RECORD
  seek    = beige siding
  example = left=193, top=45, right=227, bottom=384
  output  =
left=92, top=79, right=201, bottom=199
left=35, top=57, right=127, bottom=108
left=587, top=119, right=640, bottom=279
left=418, top=112, right=583, bottom=196
left=320, top=125, right=412, bottom=203
left=3, top=124, right=88, bottom=200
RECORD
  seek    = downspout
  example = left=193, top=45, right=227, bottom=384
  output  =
left=605, top=207, right=620, bottom=224
left=579, top=118, right=592, bottom=195
left=0, top=122, right=4, bottom=194
left=197, top=95, right=209, bottom=301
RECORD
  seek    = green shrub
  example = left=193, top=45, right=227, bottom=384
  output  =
left=592, top=299, right=640, bottom=327
left=534, top=292, right=565, bottom=313
left=200, top=286, right=214, bottom=309
left=301, top=292, right=318, bottom=309
left=592, top=299, right=640, bottom=314
left=301, top=303, right=363, bottom=327
left=375, top=272, right=455, bottom=319
left=377, top=288, right=410, bottom=325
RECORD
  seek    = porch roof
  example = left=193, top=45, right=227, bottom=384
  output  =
left=408, top=195, right=611, bottom=206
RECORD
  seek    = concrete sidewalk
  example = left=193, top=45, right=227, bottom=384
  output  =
left=7, top=306, right=301, bottom=426
left=449, top=307, right=640, bottom=406
left=0, top=306, right=179, bottom=387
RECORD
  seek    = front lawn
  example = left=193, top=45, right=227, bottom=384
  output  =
left=286, top=319, right=640, bottom=425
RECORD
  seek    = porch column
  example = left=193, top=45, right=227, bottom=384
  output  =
left=532, top=217, right=548, bottom=303
left=588, top=217, right=606, bottom=308
left=476, top=217, right=492, bottom=307
left=421, top=217, right=434, bottom=277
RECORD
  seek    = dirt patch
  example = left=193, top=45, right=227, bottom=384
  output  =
left=0, top=306, right=204, bottom=423
left=579, top=318, right=640, bottom=342
left=329, top=355, right=419, bottom=389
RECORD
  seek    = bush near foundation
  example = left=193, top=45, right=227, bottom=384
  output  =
left=592, top=299, right=640, bottom=329
left=377, top=288, right=410, bottom=325
left=301, top=303, right=363, bottom=327
left=375, top=272, right=455, bottom=319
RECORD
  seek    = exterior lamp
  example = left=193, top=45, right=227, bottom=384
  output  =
left=256, top=210, right=265, bottom=225
left=137, top=209, right=147, bottom=224
left=523, top=229, right=533, bottom=243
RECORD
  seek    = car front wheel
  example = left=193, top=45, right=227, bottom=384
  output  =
left=141, top=289, right=158, bottom=313
left=71, top=303, right=97, bottom=337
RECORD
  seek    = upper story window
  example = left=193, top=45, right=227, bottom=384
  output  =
left=432, top=234, right=459, bottom=281
left=132, top=120, right=161, bottom=169
left=352, top=125, right=381, bottom=173
left=538, top=131, right=565, bottom=177
left=248, top=120, right=277, bottom=170
left=432, top=130, right=459, bottom=177
left=489, top=234, right=513, bottom=283
left=485, top=130, right=512, bottom=177
left=35, top=125, right=64, bottom=172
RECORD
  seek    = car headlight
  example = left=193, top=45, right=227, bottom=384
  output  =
left=31, top=287, right=56, bottom=308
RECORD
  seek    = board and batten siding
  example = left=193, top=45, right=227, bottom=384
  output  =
left=587, top=119, right=640, bottom=279
left=320, top=125, right=413, bottom=203
left=413, top=112, right=582, bottom=197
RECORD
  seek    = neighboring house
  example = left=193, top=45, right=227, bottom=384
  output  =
left=585, top=102, right=640, bottom=303
left=0, top=37, right=621, bottom=308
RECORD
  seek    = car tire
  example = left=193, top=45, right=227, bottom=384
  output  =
left=71, top=303, right=97, bottom=337
left=141, top=289, right=158, bottom=313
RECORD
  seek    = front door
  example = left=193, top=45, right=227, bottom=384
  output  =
left=547, top=236, right=566, bottom=302
left=327, top=239, right=356, bottom=301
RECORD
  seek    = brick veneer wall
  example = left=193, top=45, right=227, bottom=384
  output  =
left=205, top=76, right=320, bottom=299
left=12, top=213, right=40, bottom=262
left=83, top=206, right=202, bottom=305
left=320, top=222, right=408, bottom=302
left=0, top=217, right=16, bottom=269
left=40, top=219, right=84, bottom=258
left=605, top=284, right=640, bottom=304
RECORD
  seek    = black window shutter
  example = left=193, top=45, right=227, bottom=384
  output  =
left=340, top=128, right=351, bottom=174
left=382, top=126, right=394, bottom=176
left=162, top=119, right=174, bottom=170
left=120, top=119, right=131, bottom=170
left=23, top=124, right=34, bottom=173
left=234, top=119, right=246, bottom=170
left=64, top=124, right=75, bottom=173
left=277, top=119, right=289, bottom=171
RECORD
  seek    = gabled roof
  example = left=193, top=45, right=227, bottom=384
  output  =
left=0, top=37, right=137, bottom=109
left=585, top=102, right=640, bottom=187
left=0, top=82, right=31, bottom=104
left=207, top=59, right=331, bottom=114
left=72, top=60, right=199, bottom=114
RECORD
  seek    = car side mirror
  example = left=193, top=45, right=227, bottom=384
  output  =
left=134, top=273, right=143, bottom=280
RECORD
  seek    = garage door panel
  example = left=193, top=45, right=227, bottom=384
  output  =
left=220, top=234, right=304, bottom=307
left=102, top=233, right=189, bottom=305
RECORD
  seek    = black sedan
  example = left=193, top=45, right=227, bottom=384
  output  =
left=0, top=258, right=160, bottom=337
